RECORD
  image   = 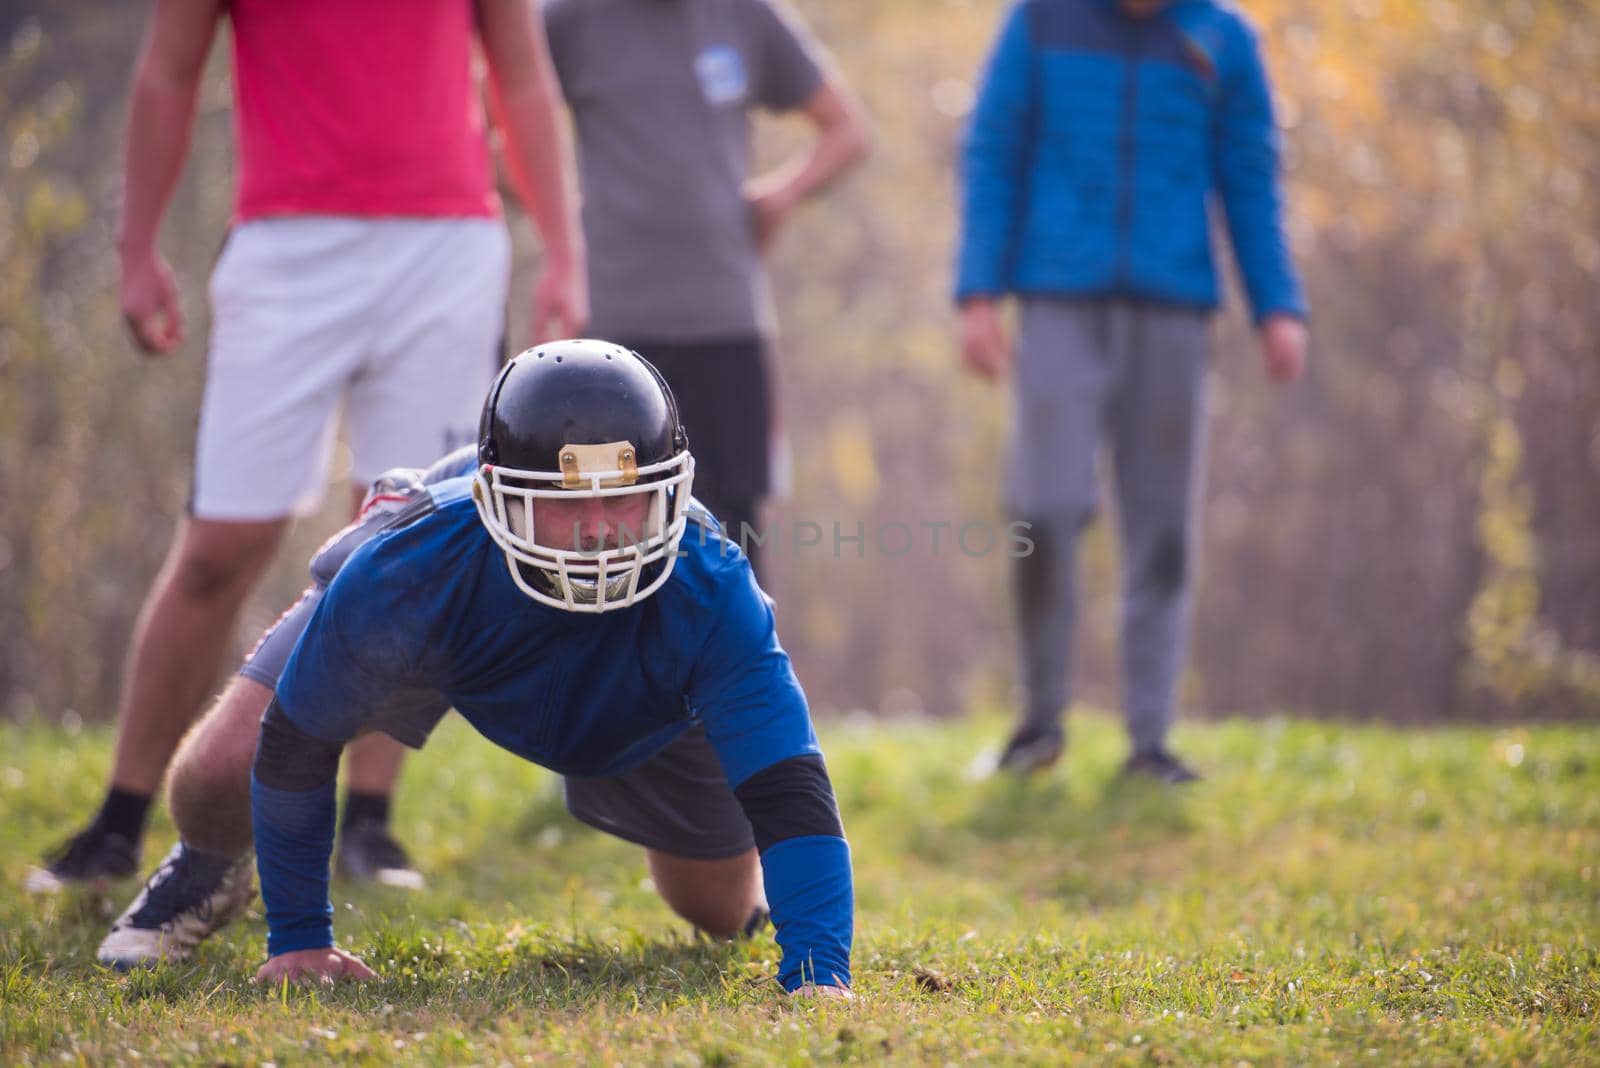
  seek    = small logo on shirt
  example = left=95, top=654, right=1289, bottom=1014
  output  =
left=695, top=45, right=748, bottom=106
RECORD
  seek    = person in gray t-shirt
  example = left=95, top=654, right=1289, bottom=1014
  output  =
left=544, top=0, right=869, bottom=575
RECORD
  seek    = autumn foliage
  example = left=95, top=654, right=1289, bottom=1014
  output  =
left=1, top=0, right=1596, bottom=725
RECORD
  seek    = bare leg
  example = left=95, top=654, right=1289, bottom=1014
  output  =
left=96, top=675, right=272, bottom=967
left=108, top=517, right=288, bottom=796
left=344, top=733, right=408, bottom=794
left=165, top=676, right=275, bottom=858
left=146, top=488, right=411, bottom=864
left=645, top=848, right=764, bottom=938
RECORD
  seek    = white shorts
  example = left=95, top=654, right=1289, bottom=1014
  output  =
left=192, top=216, right=510, bottom=520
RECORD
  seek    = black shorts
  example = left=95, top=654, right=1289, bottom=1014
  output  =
left=562, top=726, right=755, bottom=860
left=239, top=465, right=755, bottom=860
left=617, top=336, right=771, bottom=512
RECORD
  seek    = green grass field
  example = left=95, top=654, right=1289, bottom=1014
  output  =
left=2, top=712, right=1596, bottom=1065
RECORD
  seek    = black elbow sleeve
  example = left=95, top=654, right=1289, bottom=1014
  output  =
left=733, top=754, right=844, bottom=854
left=253, top=698, right=343, bottom=792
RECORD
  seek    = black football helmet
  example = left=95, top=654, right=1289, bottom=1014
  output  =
left=471, top=339, right=694, bottom=611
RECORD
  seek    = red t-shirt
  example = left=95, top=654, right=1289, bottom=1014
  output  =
left=230, top=0, right=498, bottom=221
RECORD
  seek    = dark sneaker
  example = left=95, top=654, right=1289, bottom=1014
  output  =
left=968, top=724, right=1065, bottom=779
left=24, top=824, right=142, bottom=894
left=97, top=842, right=255, bottom=970
left=336, top=820, right=424, bottom=890
left=998, top=724, right=1066, bottom=775
left=1122, top=748, right=1202, bottom=784
left=741, top=905, right=771, bottom=939
left=696, top=904, right=770, bottom=942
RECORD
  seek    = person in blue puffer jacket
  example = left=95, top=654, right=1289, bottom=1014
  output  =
left=956, top=0, right=1309, bottom=782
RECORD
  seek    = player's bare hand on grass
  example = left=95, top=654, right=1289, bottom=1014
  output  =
left=120, top=251, right=185, bottom=354
left=959, top=298, right=1011, bottom=381
left=254, top=947, right=376, bottom=985
left=1259, top=313, right=1308, bottom=384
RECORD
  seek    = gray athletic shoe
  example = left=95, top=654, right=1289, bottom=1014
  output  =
left=96, top=843, right=255, bottom=970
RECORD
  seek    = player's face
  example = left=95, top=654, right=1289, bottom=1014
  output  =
left=526, top=491, right=655, bottom=552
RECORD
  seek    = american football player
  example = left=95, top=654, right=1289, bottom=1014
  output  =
left=97, top=340, right=852, bottom=998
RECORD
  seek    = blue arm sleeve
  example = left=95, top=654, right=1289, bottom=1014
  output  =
left=955, top=2, right=1035, bottom=302
left=251, top=751, right=338, bottom=958
left=763, top=836, right=854, bottom=991
left=252, top=700, right=344, bottom=957
left=252, top=776, right=337, bottom=957
left=1214, top=22, right=1307, bottom=323
left=255, top=553, right=414, bottom=958
left=688, top=562, right=853, bottom=989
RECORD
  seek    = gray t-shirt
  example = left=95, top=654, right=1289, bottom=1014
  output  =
left=544, top=0, right=824, bottom=341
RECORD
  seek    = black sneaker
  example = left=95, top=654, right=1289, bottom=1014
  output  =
left=969, top=724, right=1066, bottom=779
left=24, top=823, right=142, bottom=894
left=97, top=842, right=255, bottom=969
left=740, top=905, right=771, bottom=939
left=336, top=820, right=424, bottom=890
left=1122, top=747, right=1202, bottom=784
left=997, top=724, right=1066, bottom=775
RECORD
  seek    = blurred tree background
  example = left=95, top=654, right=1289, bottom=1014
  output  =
left=2, top=0, right=1597, bottom=728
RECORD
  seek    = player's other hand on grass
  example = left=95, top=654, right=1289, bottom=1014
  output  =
left=789, top=982, right=853, bottom=1001
left=254, top=947, right=376, bottom=985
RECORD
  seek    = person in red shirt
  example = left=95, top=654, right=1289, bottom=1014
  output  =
left=28, top=0, right=585, bottom=894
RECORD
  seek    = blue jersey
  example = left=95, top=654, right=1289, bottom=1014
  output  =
left=279, top=477, right=813, bottom=783
left=252, top=475, right=851, bottom=990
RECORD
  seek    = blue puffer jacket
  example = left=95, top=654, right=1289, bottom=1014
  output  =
left=955, top=0, right=1306, bottom=323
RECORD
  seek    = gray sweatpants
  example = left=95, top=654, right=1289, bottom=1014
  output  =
left=1008, top=297, right=1211, bottom=752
